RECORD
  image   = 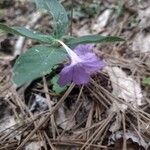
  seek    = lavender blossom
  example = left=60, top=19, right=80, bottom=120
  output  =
left=57, top=41, right=105, bottom=86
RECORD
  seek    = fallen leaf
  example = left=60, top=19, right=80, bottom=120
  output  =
left=108, top=130, right=148, bottom=149
left=132, top=33, right=150, bottom=53
left=55, top=104, right=75, bottom=130
left=106, top=67, right=143, bottom=111
left=132, top=7, right=150, bottom=53
left=0, top=99, right=17, bottom=133
left=92, top=9, right=112, bottom=33
left=25, top=141, right=44, bottom=150
left=138, top=7, right=150, bottom=30
left=0, top=115, right=16, bottom=132
left=109, top=110, right=122, bottom=132
left=30, top=94, right=53, bottom=113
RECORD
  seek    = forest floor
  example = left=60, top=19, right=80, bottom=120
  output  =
left=0, top=0, right=150, bottom=149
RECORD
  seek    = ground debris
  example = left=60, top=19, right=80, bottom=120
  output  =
left=108, top=130, right=148, bottom=149
left=0, top=0, right=150, bottom=149
left=106, top=66, right=143, bottom=111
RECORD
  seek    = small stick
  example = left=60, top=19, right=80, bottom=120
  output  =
left=16, top=83, right=75, bottom=150
left=122, top=112, right=127, bottom=150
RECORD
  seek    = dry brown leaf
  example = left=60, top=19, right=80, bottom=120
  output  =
left=92, top=9, right=112, bottom=33
left=55, top=104, right=75, bottom=130
left=106, top=67, right=143, bottom=111
left=132, top=32, right=150, bottom=53
left=30, top=94, right=53, bottom=113
left=25, top=141, right=44, bottom=150
left=132, top=7, right=150, bottom=53
left=108, top=130, right=148, bottom=149
left=109, top=110, right=122, bottom=132
left=0, top=115, right=16, bottom=132
left=138, top=7, right=150, bottom=29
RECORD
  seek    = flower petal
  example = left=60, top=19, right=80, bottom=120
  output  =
left=74, top=44, right=94, bottom=56
left=84, top=59, right=106, bottom=73
left=81, top=53, right=106, bottom=73
left=58, top=44, right=106, bottom=86
left=58, top=65, right=73, bottom=87
left=72, top=65, right=90, bottom=85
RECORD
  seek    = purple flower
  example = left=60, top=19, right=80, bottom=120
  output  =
left=57, top=41, right=105, bottom=86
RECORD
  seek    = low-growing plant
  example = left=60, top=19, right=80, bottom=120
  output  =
left=143, top=77, right=150, bottom=86
left=0, top=0, right=124, bottom=88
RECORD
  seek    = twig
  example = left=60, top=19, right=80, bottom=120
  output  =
left=58, top=85, right=84, bottom=139
left=44, top=132, right=56, bottom=150
left=122, top=112, right=127, bottom=150
left=16, top=83, right=75, bottom=150
left=80, top=113, right=114, bottom=150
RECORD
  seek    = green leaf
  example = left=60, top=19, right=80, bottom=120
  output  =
left=13, top=45, right=67, bottom=87
left=36, top=0, right=68, bottom=38
left=35, top=0, right=45, bottom=10
left=0, top=23, right=55, bottom=43
left=143, top=77, right=150, bottom=85
left=65, top=35, right=125, bottom=47
left=51, top=75, right=67, bottom=94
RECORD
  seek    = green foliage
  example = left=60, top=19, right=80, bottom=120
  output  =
left=35, top=0, right=69, bottom=38
left=143, top=77, right=150, bottom=86
left=0, top=23, right=55, bottom=44
left=114, top=0, right=124, bottom=18
left=73, top=2, right=101, bottom=19
left=51, top=75, right=67, bottom=94
left=65, top=35, right=125, bottom=47
left=0, top=0, right=125, bottom=87
left=13, top=45, right=67, bottom=86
